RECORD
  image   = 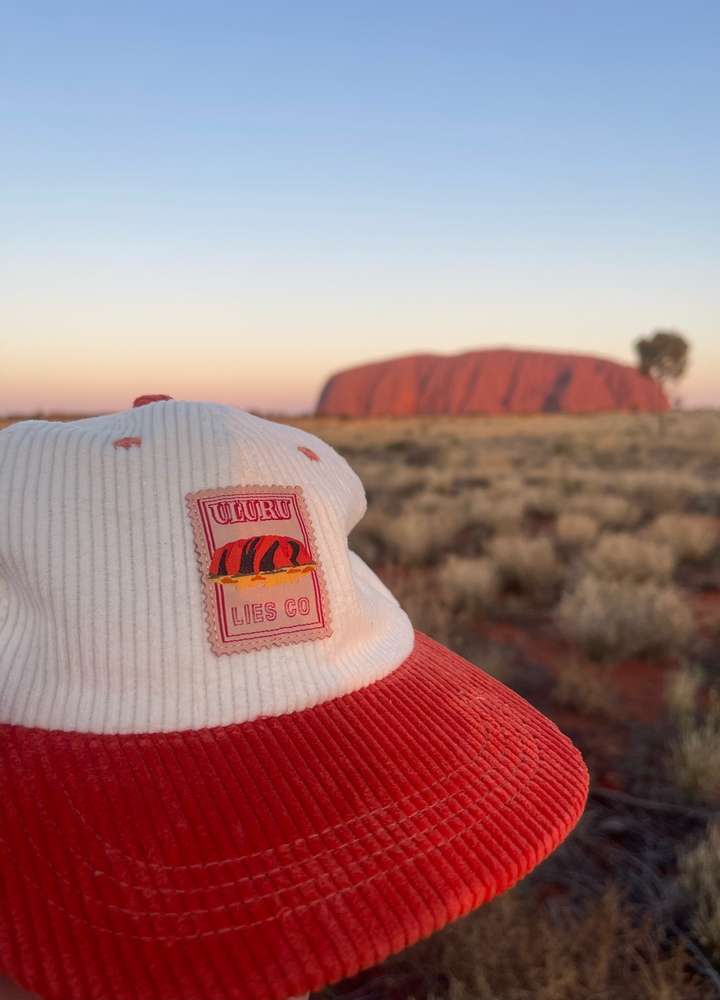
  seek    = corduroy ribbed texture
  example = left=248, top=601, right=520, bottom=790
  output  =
left=0, top=402, right=414, bottom=733
left=1, top=633, right=589, bottom=1000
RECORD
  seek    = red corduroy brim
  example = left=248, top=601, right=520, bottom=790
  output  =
left=1, top=633, right=588, bottom=1000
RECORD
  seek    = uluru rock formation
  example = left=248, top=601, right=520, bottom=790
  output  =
left=316, top=349, right=667, bottom=417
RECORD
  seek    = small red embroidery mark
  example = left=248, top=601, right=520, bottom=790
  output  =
left=113, top=437, right=142, bottom=450
left=297, top=446, right=319, bottom=462
left=133, top=395, right=173, bottom=408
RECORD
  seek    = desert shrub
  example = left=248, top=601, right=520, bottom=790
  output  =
left=555, top=512, right=599, bottom=549
left=489, top=536, right=563, bottom=599
left=616, top=471, right=706, bottom=515
left=555, top=575, right=694, bottom=661
left=665, top=690, right=720, bottom=802
left=466, top=490, right=525, bottom=535
left=523, top=486, right=562, bottom=518
left=391, top=496, right=468, bottom=565
left=347, top=506, right=389, bottom=564
left=384, top=571, right=452, bottom=646
left=462, top=641, right=515, bottom=684
left=350, top=493, right=467, bottom=566
left=585, top=532, right=675, bottom=584
left=678, top=821, right=720, bottom=963
left=438, top=556, right=498, bottom=617
left=645, top=514, right=719, bottom=561
left=565, top=493, right=641, bottom=529
left=383, top=885, right=712, bottom=1000
left=664, top=663, right=704, bottom=723
left=552, top=655, right=617, bottom=715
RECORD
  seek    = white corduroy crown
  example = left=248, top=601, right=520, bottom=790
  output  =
left=0, top=398, right=414, bottom=734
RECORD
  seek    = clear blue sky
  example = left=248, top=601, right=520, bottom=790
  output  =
left=2, top=0, right=719, bottom=413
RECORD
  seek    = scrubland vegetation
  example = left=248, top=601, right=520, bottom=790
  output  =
left=284, top=409, right=720, bottom=1000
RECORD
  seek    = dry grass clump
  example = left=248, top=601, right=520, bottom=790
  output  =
left=438, top=556, right=498, bottom=616
left=350, top=493, right=467, bottom=566
left=645, top=514, right=719, bottom=562
left=387, top=885, right=712, bottom=1000
left=616, top=470, right=706, bottom=515
left=463, top=641, right=516, bottom=684
left=565, top=493, right=642, bottom=529
left=383, top=571, right=452, bottom=646
left=391, top=495, right=468, bottom=565
left=555, top=512, right=599, bottom=549
left=664, top=663, right=704, bottom=723
left=678, top=821, right=720, bottom=963
left=466, top=490, right=525, bottom=535
left=552, top=655, right=617, bottom=715
left=523, top=486, right=562, bottom=518
left=556, top=576, right=694, bottom=661
left=489, top=536, right=563, bottom=600
left=665, top=688, right=720, bottom=803
left=585, top=533, right=675, bottom=584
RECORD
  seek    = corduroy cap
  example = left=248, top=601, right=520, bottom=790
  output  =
left=0, top=399, right=588, bottom=1000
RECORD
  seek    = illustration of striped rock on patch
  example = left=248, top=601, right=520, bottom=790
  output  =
left=208, top=535, right=317, bottom=591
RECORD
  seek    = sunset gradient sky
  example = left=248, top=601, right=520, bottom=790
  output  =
left=3, top=0, right=719, bottom=414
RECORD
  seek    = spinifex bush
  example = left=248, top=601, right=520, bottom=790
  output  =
left=390, top=494, right=468, bottom=565
left=555, top=575, right=693, bottom=661
left=522, top=486, right=562, bottom=518
left=383, top=570, right=452, bottom=647
left=349, top=492, right=467, bottom=566
left=552, top=655, right=617, bottom=716
left=384, top=885, right=713, bottom=1000
left=664, top=663, right=704, bottom=723
left=585, top=532, right=675, bottom=584
left=565, top=493, right=641, bottom=529
left=555, top=512, right=599, bottom=549
left=665, top=689, right=720, bottom=803
left=645, top=514, right=719, bottom=562
left=489, top=535, right=563, bottom=600
left=616, top=470, right=706, bottom=515
left=679, top=821, right=720, bottom=963
left=465, top=490, right=525, bottom=535
left=438, top=555, right=498, bottom=617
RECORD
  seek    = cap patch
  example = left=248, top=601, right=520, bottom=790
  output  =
left=186, top=485, right=332, bottom=655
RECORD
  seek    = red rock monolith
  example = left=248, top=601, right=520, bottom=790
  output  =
left=316, top=349, right=667, bottom=416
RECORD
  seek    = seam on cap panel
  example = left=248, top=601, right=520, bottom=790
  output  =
left=7, top=718, right=547, bottom=903
left=89, top=728, right=227, bottom=999
left=24, top=427, right=61, bottom=727
left=2, top=779, right=67, bottom=1000
left=54, top=726, right=159, bottom=1000
left=271, top=720, right=387, bottom=966
left=90, top=728, right=168, bottom=1000
left=73, top=429, right=94, bottom=732
left=193, top=403, right=215, bottom=727
left=0, top=427, right=34, bottom=719
left=9, top=425, right=42, bottom=724
left=319, top=682, right=490, bottom=937
left=177, top=719, right=320, bottom=1000
left=9, top=727, right=106, bottom=999
left=99, top=426, right=119, bottom=734
left=6, top=672, right=548, bottom=883
left=150, top=727, right=264, bottom=996
left=299, top=702, right=433, bottom=958
left=128, top=413, right=148, bottom=733
left=87, top=428, right=104, bottom=734
left=201, top=725, right=341, bottom=995
left=6, top=714, right=533, bottom=909
left=4, top=646, right=576, bottom=878
left=173, top=402, right=196, bottom=730
left=5, top=773, right=572, bottom=941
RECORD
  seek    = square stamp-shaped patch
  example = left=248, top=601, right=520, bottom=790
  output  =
left=186, top=485, right=332, bottom=655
